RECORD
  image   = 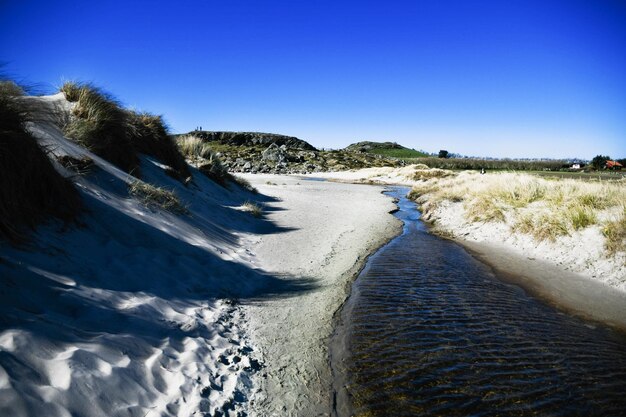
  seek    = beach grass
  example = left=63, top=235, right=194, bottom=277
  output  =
left=241, top=201, right=263, bottom=218
left=128, top=180, right=188, bottom=214
left=61, top=81, right=140, bottom=175
left=1, top=79, right=81, bottom=242
left=410, top=171, right=626, bottom=252
left=126, top=111, right=190, bottom=181
left=177, top=135, right=257, bottom=190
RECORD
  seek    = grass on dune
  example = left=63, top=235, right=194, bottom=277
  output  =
left=177, top=135, right=231, bottom=185
left=126, top=111, right=190, bottom=181
left=61, top=82, right=193, bottom=182
left=176, top=135, right=257, bottom=192
left=128, top=180, right=188, bottom=214
left=410, top=171, right=626, bottom=253
left=602, top=206, right=626, bottom=256
left=61, top=81, right=139, bottom=175
left=1, top=78, right=81, bottom=243
left=241, top=201, right=263, bottom=218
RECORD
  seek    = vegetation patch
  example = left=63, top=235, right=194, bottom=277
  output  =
left=241, top=201, right=263, bottom=218
left=61, top=82, right=139, bottom=174
left=1, top=79, right=81, bottom=243
left=128, top=180, right=188, bottom=214
left=404, top=156, right=569, bottom=172
left=57, top=155, right=95, bottom=174
left=413, top=168, right=454, bottom=181
left=409, top=171, right=626, bottom=253
left=176, top=135, right=258, bottom=191
left=126, top=111, right=190, bottom=181
left=603, top=207, right=626, bottom=257
left=369, top=148, right=429, bottom=158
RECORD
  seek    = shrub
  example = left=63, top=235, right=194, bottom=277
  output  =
left=61, top=81, right=139, bottom=175
left=0, top=79, right=81, bottom=243
left=128, top=180, right=188, bottom=214
left=126, top=111, right=190, bottom=181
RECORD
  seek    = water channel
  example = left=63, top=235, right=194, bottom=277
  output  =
left=331, top=187, right=626, bottom=417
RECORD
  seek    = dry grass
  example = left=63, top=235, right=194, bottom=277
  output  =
left=176, top=135, right=215, bottom=161
left=177, top=135, right=228, bottom=184
left=126, top=111, right=190, bottom=181
left=61, top=82, right=139, bottom=174
left=602, top=206, right=626, bottom=256
left=412, top=167, right=454, bottom=181
left=128, top=181, right=188, bottom=214
left=1, top=79, right=81, bottom=243
left=410, top=171, right=626, bottom=251
left=176, top=135, right=257, bottom=191
left=241, top=201, right=263, bottom=218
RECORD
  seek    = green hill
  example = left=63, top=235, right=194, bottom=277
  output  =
left=344, top=141, right=429, bottom=158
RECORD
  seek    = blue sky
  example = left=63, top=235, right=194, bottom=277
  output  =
left=1, top=0, right=625, bottom=159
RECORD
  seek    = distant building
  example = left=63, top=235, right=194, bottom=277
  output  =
left=606, top=160, right=623, bottom=170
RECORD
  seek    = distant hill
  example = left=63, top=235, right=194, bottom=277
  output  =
left=345, top=141, right=429, bottom=158
left=178, top=131, right=318, bottom=151
left=175, top=132, right=403, bottom=174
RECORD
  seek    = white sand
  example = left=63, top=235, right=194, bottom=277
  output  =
left=237, top=175, right=401, bottom=416
left=1, top=94, right=402, bottom=417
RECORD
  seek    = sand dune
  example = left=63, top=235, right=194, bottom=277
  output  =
left=0, top=94, right=402, bottom=417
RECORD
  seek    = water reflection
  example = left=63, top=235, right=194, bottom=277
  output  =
left=334, top=187, right=626, bottom=417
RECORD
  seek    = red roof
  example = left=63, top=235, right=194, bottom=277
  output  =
left=606, top=160, right=623, bottom=168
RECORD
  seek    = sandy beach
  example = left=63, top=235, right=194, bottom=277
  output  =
left=237, top=174, right=401, bottom=416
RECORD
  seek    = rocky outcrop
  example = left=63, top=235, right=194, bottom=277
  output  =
left=182, top=131, right=317, bottom=151
left=176, top=132, right=405, bottom=174
left=215, top=144, right=403, bottom=175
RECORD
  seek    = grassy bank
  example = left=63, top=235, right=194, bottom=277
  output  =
left=409, top=171, right=626, bottom=258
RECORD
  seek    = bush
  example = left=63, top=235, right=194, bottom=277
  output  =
left=1, top=79, right=81, bottom=242
left=61, top=82, right=139, bottom=175
left=126, top=111, right=190, bottom=181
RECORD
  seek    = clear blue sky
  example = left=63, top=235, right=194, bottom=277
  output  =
left=2, top=0, right=625, bottom=159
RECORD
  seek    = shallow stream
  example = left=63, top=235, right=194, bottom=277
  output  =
left=331, top=187, right=626, bottom=417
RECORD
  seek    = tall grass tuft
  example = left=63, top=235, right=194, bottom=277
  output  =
left=241, top=201, right=263, bottom=218
left=126, top=111, right=190, bottom=181
left=176, top=135, right=233, bottom=186
left=128, top=181, right=188, bottom=214
left=61, top=81, right=139, bottom=175
left=603, top=206, right=626, bottom=257
left=1, top=78, right=81, bottom=243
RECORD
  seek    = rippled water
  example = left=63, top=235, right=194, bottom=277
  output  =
left=332, top=187, right=626, bottom=417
